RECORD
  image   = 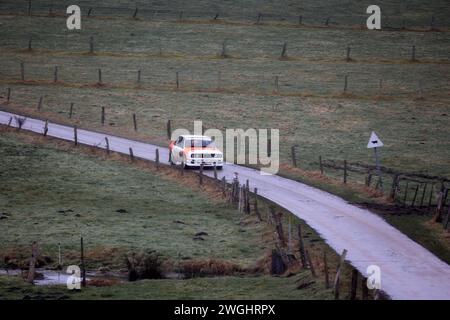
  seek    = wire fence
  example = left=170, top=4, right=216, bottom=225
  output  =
left=1, top=1, right=449, bottom=29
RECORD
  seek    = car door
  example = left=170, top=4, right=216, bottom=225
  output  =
left=172, top=137, right=184, bottom=164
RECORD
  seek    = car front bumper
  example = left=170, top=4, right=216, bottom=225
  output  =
left=186, top=159, right=223, bottom=167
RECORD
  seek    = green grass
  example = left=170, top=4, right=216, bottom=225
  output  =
left=0, top=131, right=268, bottom=268
left=0, top=13, right=448, bottom=187
left=0, top=130, right=339, bottom=299
left=0, top=274, right=332, bottom=300
left=1, top=0, right=449, bottom=28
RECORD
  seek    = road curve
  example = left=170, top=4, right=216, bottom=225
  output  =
left=1, top=110, right=449, bottom=300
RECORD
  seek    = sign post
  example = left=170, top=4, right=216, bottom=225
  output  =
left=367, top=131, right=384, bottom=191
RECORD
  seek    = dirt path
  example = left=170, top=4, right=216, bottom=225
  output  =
left=1, top=110, right=449, bottom=300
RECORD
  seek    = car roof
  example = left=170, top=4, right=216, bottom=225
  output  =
left=180, top=135, right=212, bottom=140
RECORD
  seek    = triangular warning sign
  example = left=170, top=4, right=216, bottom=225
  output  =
left=367, top=131, right=384, bottom=148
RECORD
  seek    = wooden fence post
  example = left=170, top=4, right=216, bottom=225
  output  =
left=80, top=237, right=86, bottom=287
left=7, top=88, right=11, bottom=103
left=305, top=249, right=316, bottom=277
left=433, top=190, right=445, bottom=222
left=443, top=205, right=450, bottom=230
left=74, top=126, right=78, bottom=145
left=7, top=116, right=12, bottom=127
left=246, top=180, right=250, bottom=214
left=297, top=224, right=307, bottom=268
left=254, top=188, right=262, bottom=221
left=129, top=147, right=134, bottom=161
left=133, top=7, right=138, bottom=19
left=199, top=164, right=204, bottom=185
left=319, top=155, right=324, bottom=175
left=132, top=113, right=137, bottom=131
left=346, top=46, right=351, bottom=62
left=137, top=70, right=141, bottom=83
left=343, top=160, right=348, bottom=184
left=54, top=66, right=58, bottom=82
left=222, top=176, right=226, bottom=196
left=291, top=145, right=297, bottom=167
left=420, top=183, right=427, bottom=207
left=390, top=174, right=400, bottom=200
left=27, top=0, right=31, bottom=16
left=267, top=138, right=271, bottom=157
left=221, top=41, right=227, bottom=58
left=155, top=148, right=160, bottom=169
left=87, top=8, right=92, bottom=17
left=89, top=36, right=94, bottom=53
left=43, top=120, right=48, bottom=136
left=428, top=184, right=434, bottom=209
left=323, top=252, right=330, bottom=289
left=343, top=75, right=348, bottom=93
left=98, top=68, right=102, bottom=84
left=101, top=107, right=105, bottom=125
left=403, top=181, right=409, bottom=207
left=37, top=96, right=43, bottom=111
left=333, top=249, right=348, bottom=300
left=271, top=208, right=285, bottom=246
left=58, top=242, right=62, bottom=268
left=27, top=241, right=39, bottom=283
left=274, top=76, right=279, bottom=92
left=280, top=42, right=287, bottom=59
left=20, top=62, right=25, bottom=81
left=256, top=13, right=262, bottom=24
left=411, top=45, right=416, bottom=61
left=28, top=36, right=32, bottom=51
left=411, top=184, right=420, bottom=207
left=176, top=72, right=179, bottom=89
left=69, top=103, right=74, bottom=118
left=213, top=164, right=218, bottom=179
left=350, top=268, right=358, bottom=300
left=366, top=172, right=372, bottom=187
left=167, top=120, right=172, bottom=139
left=105, top=137, right=110, bottom=154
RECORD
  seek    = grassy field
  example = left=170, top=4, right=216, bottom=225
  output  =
left=0, top=13, right=449, bottom=182
left=0, top=127, right=377, bottom=299
left=0, top=274, right=332, bottom=300
left=0, top=130, right=269, bottom=268
left=1, top=0, right=449, bottom=28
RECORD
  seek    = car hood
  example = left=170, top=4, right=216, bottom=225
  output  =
left=184, top=147, right=222, bottom=154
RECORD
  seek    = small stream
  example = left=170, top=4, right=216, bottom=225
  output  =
left=0, top=268, right=127, bottom=286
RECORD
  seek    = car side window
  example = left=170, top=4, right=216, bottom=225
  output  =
left=176, top=137, right=184, bottom=148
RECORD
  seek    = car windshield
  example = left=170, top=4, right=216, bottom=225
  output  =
left=185, top=139, right=216, bottom=148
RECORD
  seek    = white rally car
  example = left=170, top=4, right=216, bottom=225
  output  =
left=169, top=135, right=223, bottom=169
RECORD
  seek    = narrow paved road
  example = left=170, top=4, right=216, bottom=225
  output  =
left=1, top=110, right=449, bottom=300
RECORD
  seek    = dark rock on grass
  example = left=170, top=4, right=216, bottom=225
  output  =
left=75, top=213, right=82, bottom=217
left=173, top=220, right=187, bottom=225
left=194, top=231, right=208, bottom=236
left=0, top=212, right=11, bottom=218
left=58, top=209, right=74, bottom=214
left=296, top=281, right=316, bottom=290
left=116, top=209, right=128, bottom=213
left=193, top=236, right=205, bottom=241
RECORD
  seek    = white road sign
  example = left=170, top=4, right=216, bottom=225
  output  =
left=367, top=131, right=383, bottom=149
